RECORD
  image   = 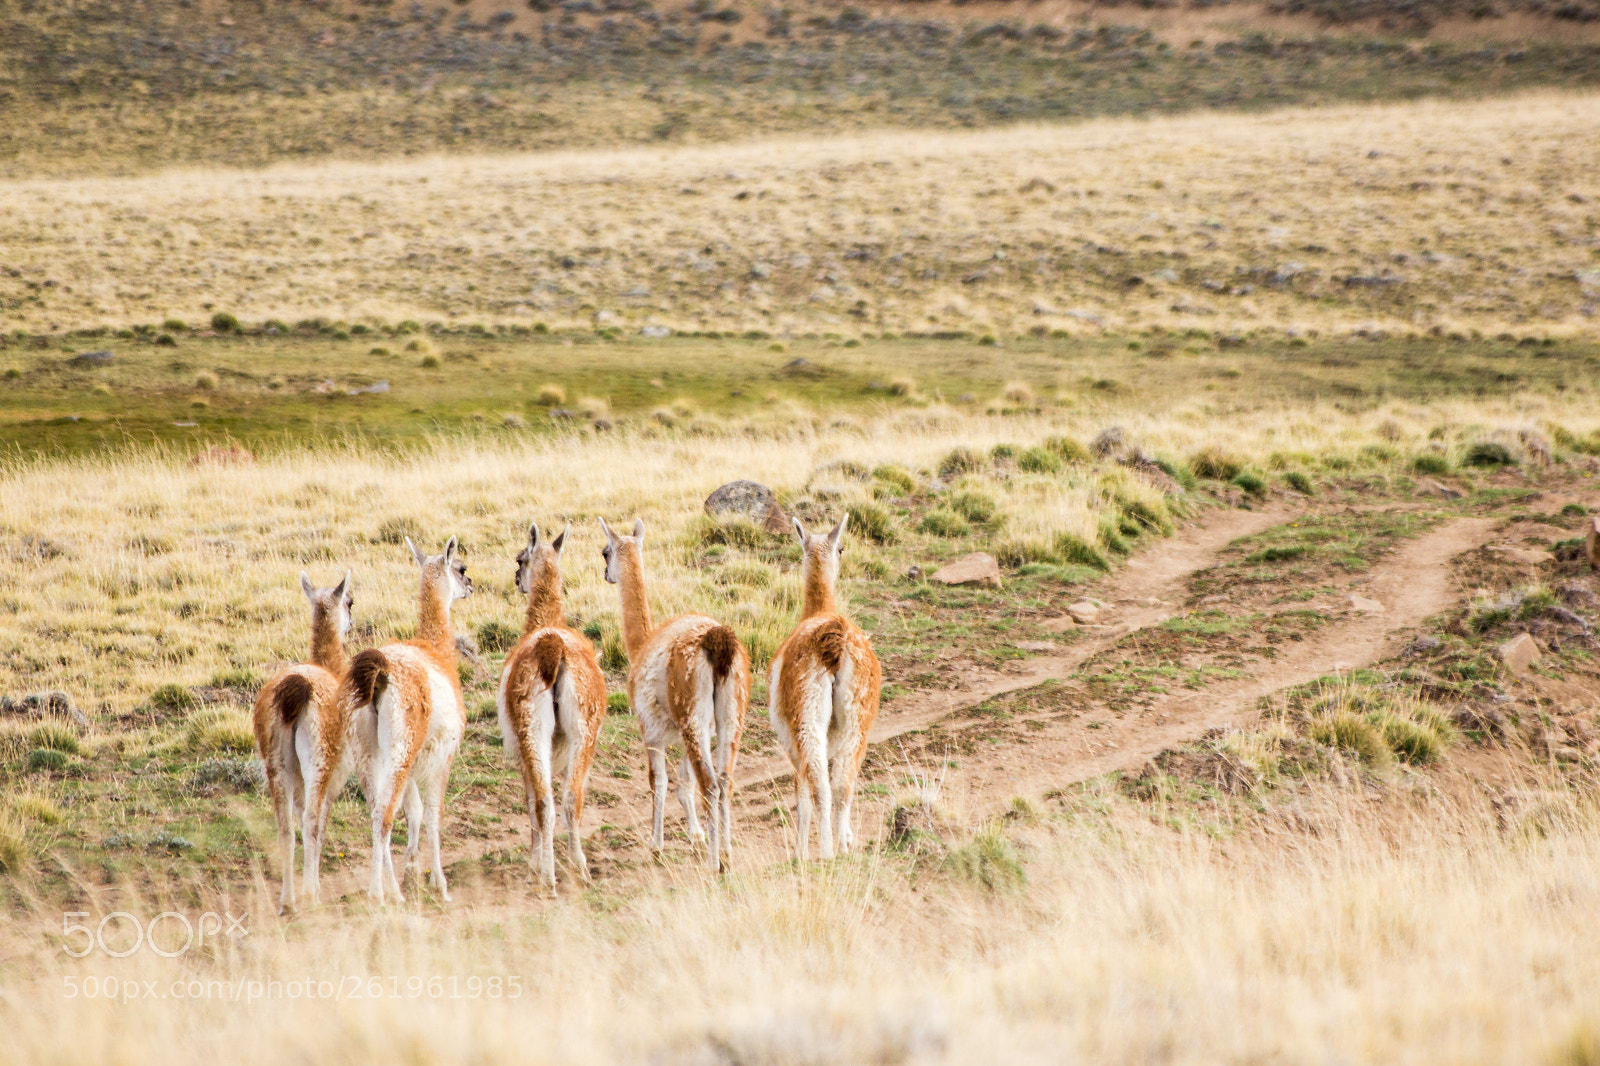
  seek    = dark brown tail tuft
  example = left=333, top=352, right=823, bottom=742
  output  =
left=532, top=631, right=565, bottom=688
left=348, top=649, right=390, bottom=707
left=814, top=617, right=847, bottom=673
left=702, top=624, right=739, bottom=680
left=273, top=674, right=315, bottom=727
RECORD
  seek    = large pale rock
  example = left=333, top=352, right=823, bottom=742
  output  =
left=1068, top=601, right=1101, bottom=624
left=704, top=480, right=790, bottom=534
left=1347, top=594, right=1385, bottom=613
left=930, top=552, right=1002, bottom=589
left=1419, top=478, right=1465, bottom=501
left=1497, top=632, right=1541, bottom=675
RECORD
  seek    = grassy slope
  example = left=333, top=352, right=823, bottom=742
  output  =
left=1, top=0, right=1598, bottom=178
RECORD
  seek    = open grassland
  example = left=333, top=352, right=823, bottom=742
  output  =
left=5, top=330, right=1600, bottom=454
left=4, top=0, right=1598, bottom=178
left=7, top=337, right=1600, bottom=1062
left=4, top=93, right=1598, bottom=337
left=0, top=789, right=1599, bottom=1064
left=3, top=368, right=1596, bottom=716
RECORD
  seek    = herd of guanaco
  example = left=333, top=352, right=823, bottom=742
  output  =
left=251, top=514, right=881, bottom=910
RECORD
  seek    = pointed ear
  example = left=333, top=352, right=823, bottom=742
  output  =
left=300, top=571, right=316, bottom=600
left=598, top=516, right=616, bottom=542
left=828, top=513, right=849, bottom=549
left=333, top=570, right=351, bottom=598
left=632, top=517, right=646, bottom=541
left=551, top=527, right=568, bottom=555
left=527, top=521, right=540, bottom=549
left=791, top=516, right=808, bottom=546
left=406, top=536, right=428, bottom=568
left=443, top=535, right=459, bottom=562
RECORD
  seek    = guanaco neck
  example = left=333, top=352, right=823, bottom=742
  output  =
left=309, top=606, right=348, bottom=675
left=522, top=561, right=564, bottom=635
left=801, top=557, right=838, bottom=619
left=415, top=575, right=456, bottom=660
left=616, top=544, right=655, bottom=662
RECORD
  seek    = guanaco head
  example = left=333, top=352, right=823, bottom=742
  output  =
left=407, top=535, right=473, bottom=601
left=300, top=569, right=354, bottom=638
left=515, top=521, right=567, bottom=596
left=598, top=516, right=646, bottom=586
left=792, top=514, right=848, bottom=588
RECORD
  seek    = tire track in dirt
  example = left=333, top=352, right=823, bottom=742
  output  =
left=421, top=507, right=1499, bottom=896
left=936, top=515, right=1498, bottom=808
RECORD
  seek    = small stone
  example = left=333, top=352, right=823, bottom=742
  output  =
left=1198, top=593, right=1230, bottom=605
left=1068, top=600, right=1100, bottom=624
left=1014, top=641, right=1059, bottom=653
left=1497, top=632, right=1541, bottom=675
left=1420, top=478, right=1465, bottom=500
left=69, top=350, right=114, bottom=366
left=906, top=565, right=925, bottom=581
left=930, top=552, right=1002, bottom=589
left=704, top=480, right=790, bottom=535
left=1348, top=594, right=1385, bottom=613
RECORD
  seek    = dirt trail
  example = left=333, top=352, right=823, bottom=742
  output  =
left=962, top=515, right=1498, bottom=805
left=383, top=505, right=1502, bottom=896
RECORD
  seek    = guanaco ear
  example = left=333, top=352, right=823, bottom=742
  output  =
left=551, top=527, right=568, bottom=555
left=527, top=521, right=541, bottom=549
left=332, top=571, right=350, bottom=598
left=632, top=517, right=646, bottom=541
left=792, top=515, right=808, bottom=546
left=598, top=516, right=617, bottom=543
left=828, top=513, right=849, bottom=551
left=406, top=536, right=428, bottom=568
left=300, top=571, right=316, bottom=600
left=443, top=535, right=459, bottom=563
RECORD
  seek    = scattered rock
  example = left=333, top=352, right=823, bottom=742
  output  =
left=1041, top=615, right=1078, bottom=632
left=905, top=565, right=925, bottom=581
left=704, top=480, right=790, bottom=535
left=930, top=552, right=1002, bottom=589
left=1199, top=593, right=1231, bottom=606
left=639, top=325, right=672, bottom=338
left=1013, top=641, right=1059, bottom=653
left=1419, top=478, right=1465, bottom=500
left=0, top=690, right=88, bottom=727
left=776, top=357, right=826, bottom=380
left=68, top=350, right=114, bottom=366
left=1402, top=635, right=1441, bottom=656
left=1068, top=600, right=1100, bottom=624
left=1347, top=594, right=1385, bottom=613
left=1496, top=632, right=1541, bottom=674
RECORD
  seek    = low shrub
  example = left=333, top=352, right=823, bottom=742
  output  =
left=846, top=502, right=897, bottom=544
left=919, top=509, right=969, bottom=538
left=1464, top=441, right=1516, bottom=467
left=939, top=447, right=986, bottom=478
left=1017, top=447, right=1062, bottom=474
left=1191, top=447, right=1243, bottom=481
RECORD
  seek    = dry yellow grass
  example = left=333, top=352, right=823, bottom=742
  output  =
left=4, top=92, right=1598, bottom=337
left=1, top=784, right=1597, bottom=1063
left=0, top=390, right=1591, bottom=717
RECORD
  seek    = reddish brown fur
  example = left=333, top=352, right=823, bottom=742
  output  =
left=702, top=624, right=738, bottom=680
left=1587, top=516, right=1600, bottom=571
left=347, top=649, right=389, bottom=708
left=274, top=673, right=316, bottom=726
left=532, top=631, right=565, bottom=687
